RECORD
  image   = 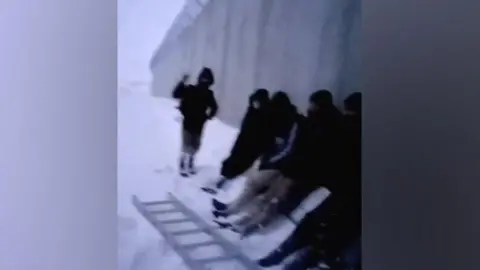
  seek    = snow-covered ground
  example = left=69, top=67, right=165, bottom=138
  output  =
left=117, top=86, right=329, bottom=270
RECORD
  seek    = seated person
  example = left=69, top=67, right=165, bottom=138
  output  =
left=257, top=92, right=361, bottom=270
left=276, top=90, right=344, bottom=219
left=211, top=91, right=301, bottom=236
left=202, top=89, right=270, bottom=194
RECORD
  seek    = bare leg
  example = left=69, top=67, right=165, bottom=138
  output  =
left=230, top=197, right=265, bottom=227
left=179, top=129, right=193, bottom=176
left=236, top=203, right=277, bottom=236
left=233, top=175, right=292, bottom=236
left=259, top=175, right=292, bottom=204
left=224, top=170, right=279, bottom=215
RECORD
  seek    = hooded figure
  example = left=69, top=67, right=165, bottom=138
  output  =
left=274, top=90, right=344, bottom=219
left=287, top=92, right=361, bottom=270
left=224, top=89, right=270, bottom=175
left=315, top=92, right=361, bottom=270
left=203, top=89, right=271, bottom=194
left=172, top=67, right=218, bottom=177
left=288, top=90, right=344, bottom=189
left=230, top=89, right=270, bottom=158
left=258, top=91, right=301, bottom=171
left=338, top=91, right=361, bottom=204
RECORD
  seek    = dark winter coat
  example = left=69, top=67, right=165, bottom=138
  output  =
left=276, top=112, right=361, bottom=265
left=333, top=112, right=361, bottom=214
left=221, top=90, right=270, bottom=178
left=336, top=92, right=361, bottom=213
left=274, top=107, right=343, bottom=217
left=283, top=105, right=344, bottom=191
left=172, top=81, right=218, bottom=134
left=306, top=112, right=361, bottom=227
left=258, top=104, right=301, bottom=172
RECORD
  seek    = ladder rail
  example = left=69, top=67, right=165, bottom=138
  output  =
left=167, top=192, right=262, bottom=270
left=132, top=195, right=208, bottom=270
left=132, top=194, right=262, bottom=270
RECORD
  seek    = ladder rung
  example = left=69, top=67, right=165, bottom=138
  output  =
left=133, top=193, right=263, bottom=270
left=196, top=255, right=237, bottom=264
left=151, top=209, right=180, bottom=215
left=171, top=228, right=205, bottom=236
left=181, top=240, right=218, bottom=249
left=158, top=218, right=191, bottom=224
left=144, top=200, right=175, bottom=206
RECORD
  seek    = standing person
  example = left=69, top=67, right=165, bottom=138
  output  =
left=172, top=67, right=218, bottom=177
left=201, top=89, right=271, bottom=194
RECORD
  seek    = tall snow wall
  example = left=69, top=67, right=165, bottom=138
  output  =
left=150, top=0, right=361, bottom=126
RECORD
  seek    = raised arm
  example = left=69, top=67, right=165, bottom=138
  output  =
left=172, top=81, right=185, bottom=99
left=172, top=74, right=189, bottom=99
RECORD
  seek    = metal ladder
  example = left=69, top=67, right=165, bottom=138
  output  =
left=132, top=193, right=261, bottom=270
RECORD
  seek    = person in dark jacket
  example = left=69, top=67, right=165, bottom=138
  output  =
left=257, top=92, right=300, bottom=172
left=201, top=89, right=270, bottom=194
left=211, top=91, right=301, bottom=236
left=319, top=91, right=361, bottom=270
left=172, top=67, right=218, bottom=177
left=288, top=92, right=361, bottom=270
left=276, top=90, right=344, bottom=219
left=257, top=91, right=361, bottom=270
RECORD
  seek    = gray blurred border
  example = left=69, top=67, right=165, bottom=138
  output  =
left=1, top=0, right=479, bottom=270
left=363, top=0, right=480, bottom=269
left=0, top=0, right=116, bottom=269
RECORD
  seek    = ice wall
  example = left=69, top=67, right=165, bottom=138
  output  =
left=150, top=0, right=361, bottom=126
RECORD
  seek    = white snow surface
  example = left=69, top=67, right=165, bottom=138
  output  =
left=117, top=87, right=329, bottom=270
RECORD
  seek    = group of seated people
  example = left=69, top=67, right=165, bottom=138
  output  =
left=202, top=89, right=361, bottom=270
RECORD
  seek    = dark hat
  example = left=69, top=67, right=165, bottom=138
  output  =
left=309, top=89, right=333, bottom=106
left=271, top=91, right=292, bottom=108
left=344, top=92, right=362, bottom=114
left=197, top=67, right=215, bottom=86
left=269, top=91, right=296, bottom=115
left=253, top=88, right=269, bottom=98
left=249, top=89, right=269, bottom=105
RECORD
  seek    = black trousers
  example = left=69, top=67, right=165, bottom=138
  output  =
left=273, top=195, right=360, bottom=265
left=274, top=196, right=336, bottom=257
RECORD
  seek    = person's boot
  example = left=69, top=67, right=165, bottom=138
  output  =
left=215, top=176, right=229, bottom=189
left=187, top=154, right=197, bottom=175
left=258, top=233, right=307, bottom=267
left=257, top=247, right=289, bottom=267
left=179, top=153, right=188, bottom=177
left=212, top=198, right=228, bottom=211
left=283, top=247, right=322, bottom=270
left=212, top=199, right=230, bottom=218
left=212, top=209, right=230, bottom=219
left=201, top=176, right=231, bottom=195
left=240, top=223, right=262, bottom=238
